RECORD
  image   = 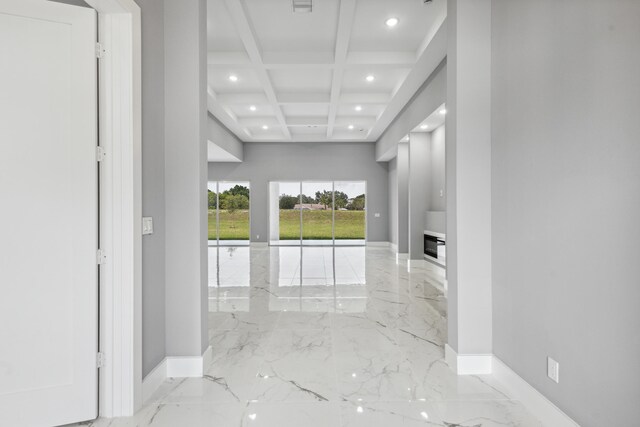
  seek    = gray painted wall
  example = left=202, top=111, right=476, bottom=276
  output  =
left=409, top=132, right=432, bottom=259
left=430, top=125, right=446, bottom=212
left=491, top=1, right=640, bottom=425
left=388, top=158, right=398, bottom=246
left=446, top=0, right=493, bottom=355
left=396, top=144, right=409, bottom=254
left=164, top=0, right=209, bottom=357
left=208, top=142, right=389, bottom=243
left=135, top=0, right=167, bottom=378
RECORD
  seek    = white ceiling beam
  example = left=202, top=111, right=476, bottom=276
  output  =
left=216, top=93, right=269, bottom=105
left=334, top=116, right=377, bottom=127
left=286, top=117, right=328, bottom=126
left=207, top=52, right=251, bottom=66
left=262, top=51, right=334, bottom=68
left=367, top=19, right=448, bottom=141
left=208, top=50, right=416, bottom=69
left=339, top=93, right=391, bottom=104
left=326, top=0, right=357, bottom=139
left=249, top=134, right=375, bottom=143
left=207, top=86, right=252, bottom=139
left=346, top=51, right=416, bottom=67
left=278, top=92, right=330, bottom=104
left=236, top=117, right=283, bottom=127
left=223, top=0, right=292, bottom=140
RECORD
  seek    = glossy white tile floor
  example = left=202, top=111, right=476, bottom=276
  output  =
left=74, top=246, right=543, bottom=427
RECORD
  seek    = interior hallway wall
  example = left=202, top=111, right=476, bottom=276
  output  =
left=408, top=132, right=432, bottom=259
left=388, top=157, right=398, bottom=247
left=208, top=142, right=389, bottom=243
left=491, top=1, right=640, bottom=425
left=134, top=0, right=166, bottom=378
left=164, top=0, right=209, bottom=358
left=430, top=125, right=446, bottom=212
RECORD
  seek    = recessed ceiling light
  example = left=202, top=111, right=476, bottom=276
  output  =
left=385, top=17, right=399, bottom=27
left=249, top=105, right=257, bottom=111
left=262, top=125, right=269, bottom=130
left=365, top=75, right=375, bottom=82
left=348, top=125, right=354, bottom=130
left=439, top=108, right=447, bottom=115
left=355, top=105, right=362, bottom=111
left=228, top=74, right=238, bottom=82
left=420, top=124, right=428, bottom=130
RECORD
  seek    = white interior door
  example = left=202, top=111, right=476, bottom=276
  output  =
left=0, top=1, right=98, bottom=425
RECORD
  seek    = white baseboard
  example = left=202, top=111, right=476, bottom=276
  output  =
left=167, top=345, right=212, bottom=377
left=445, top=344, right=493, bottom=375
left=492, top=357, right=579, bottom=427
left=367, top=241, right=390, bottom=247
left=142, top=346, right=212, bottom=403
left=142, top=359, right=167, bottom=403
left=250, top=242, right=268, bottom=247
left=390, top=243, right=398, bottom=252
left=444, top=345, right=579, bottom=426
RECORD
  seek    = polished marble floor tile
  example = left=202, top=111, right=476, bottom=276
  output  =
left=70, top=246, right=543, bottom=427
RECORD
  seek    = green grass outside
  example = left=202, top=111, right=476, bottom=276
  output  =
left=209, top=209, right=365, bottom=240
left=208, top=209, right=250, bottom=240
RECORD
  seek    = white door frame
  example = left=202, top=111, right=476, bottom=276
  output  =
left=84, top=0, right=142, bottom=418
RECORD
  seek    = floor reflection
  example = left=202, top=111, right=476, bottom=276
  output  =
left=208, top=246, right=368, bottom=313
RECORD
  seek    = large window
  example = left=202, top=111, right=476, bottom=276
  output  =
left=208, top=181, right=250, bottom=246
left=269, top=181, right=366, bottom=246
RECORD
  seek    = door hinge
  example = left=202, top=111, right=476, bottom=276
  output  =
left=97, top=249, right=107, bottom=265
left=95, top=42, right=106, bottom=59
left=96, top=146, right=106, bottom=162
left=97, top=352, right=106, bottom=369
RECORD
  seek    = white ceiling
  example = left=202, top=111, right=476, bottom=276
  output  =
left=207, top=0, right=447, bottom=143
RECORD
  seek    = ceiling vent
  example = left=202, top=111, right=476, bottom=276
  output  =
left=292, top=0, right=312, bottom=13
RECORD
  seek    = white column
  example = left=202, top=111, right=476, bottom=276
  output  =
left=269, top=182, right=280, bottom=242
left=446, top=0, right=493, bottom=371
left=164, top=0, right=209, bottom=359
left=409, top=132, right=432, bottom=260
left=397, top=144, right=410, bottom=255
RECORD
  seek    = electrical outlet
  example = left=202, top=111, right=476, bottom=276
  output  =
left=256, top=234, right=260, bottom=239
left=374, top=213, right=381, bottom=218
left=547, top=357, right=559, bottom=383
left=142, top=217, right=153, bottom=235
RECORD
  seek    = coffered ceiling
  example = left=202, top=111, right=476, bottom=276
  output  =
left=207, top=0, right=447, bottom=142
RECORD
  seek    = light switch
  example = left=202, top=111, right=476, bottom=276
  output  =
left=142, top=217, right=154, bottom=235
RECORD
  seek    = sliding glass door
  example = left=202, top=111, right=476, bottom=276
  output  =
left=208, top=181, right=250, bottom=246
left=269, top=181, right=366, bottom=246
left=302, top=181, right=334, bottom=245
left=334, top=181, right=366, bottom=245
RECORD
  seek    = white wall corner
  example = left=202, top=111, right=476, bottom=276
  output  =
left=141, top=359, right=167, bottom=404
left=445, top=344, right=493, bottom=375
left=492, top=357, right=580, bottom=427
left=166, top=346, right=213, bottom=379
